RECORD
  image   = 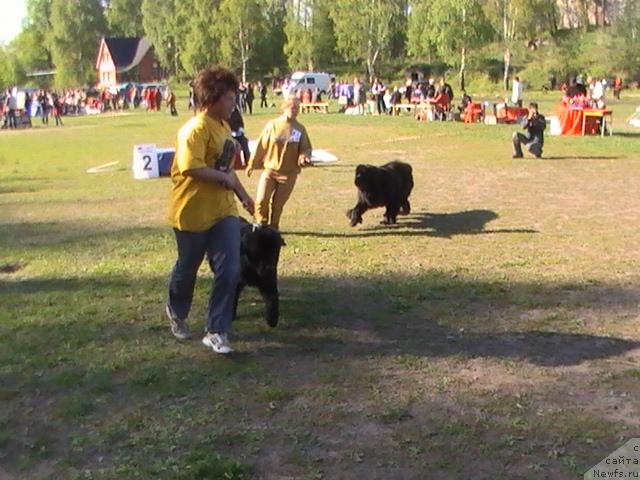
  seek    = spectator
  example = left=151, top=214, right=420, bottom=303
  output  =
left=245, top=82, right=255, bottom=114
left=353, top=77, right=365, bottom=114
left=512, top=102, right=546, bottom=159
left=6, top=89, right=18, bottom=129
left=429, top=86, right=451, bottom=120
left=458, top=90, right=472, bottom=114
left=372, top=78, right=386, bottom=115
left=613, top=77, right=622, bottom=100
left=52, top=94, right=64, bottom=126
left=425, top=78, right=436, bottom=99
left=259, top=81, right=268, bottom=108
left=440, top=79, right=454, bottom=105
left=40, top=91, right=50, bottom=125
left=588, top=76, right=605, bottom=103
left=154, top=87, right=162, bottom=111
left=511, top=75, right=523, bottom=107
left=228, top=104, right=251, bottom=166
left=165, top=86, right=178, bottom=116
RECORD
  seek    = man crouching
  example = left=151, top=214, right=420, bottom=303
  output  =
left=512, top=102, right=546, bottom=159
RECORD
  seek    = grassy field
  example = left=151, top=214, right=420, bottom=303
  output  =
left=1, top=93, right=640, bottom=480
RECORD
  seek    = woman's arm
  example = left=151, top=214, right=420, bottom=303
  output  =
left=246, top=123, right=271, bottom=176
left=298, top=127, right=313, bottom=167
left=184, top=167, right=236, bottom=190
left=231, top=170, right=255, bottom=215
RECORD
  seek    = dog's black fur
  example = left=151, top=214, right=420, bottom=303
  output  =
left=234, top=218, right=285, bottom=327
left=346, top=161, right=414, bottom=226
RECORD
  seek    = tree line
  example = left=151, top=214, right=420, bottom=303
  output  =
left=1, top=0, right=639, bottom=89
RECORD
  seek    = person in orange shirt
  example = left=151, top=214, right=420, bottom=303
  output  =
left=246, top=95, right=312, bottom=230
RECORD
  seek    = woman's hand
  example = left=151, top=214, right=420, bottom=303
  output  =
left=245, top=166, right=253, bottom=177
left=240, top=195, right=255, bottom=215
left=298, top=155, right=312, bottom=167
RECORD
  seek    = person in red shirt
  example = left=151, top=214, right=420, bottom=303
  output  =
left=613, top=77, right=622, bottom=100
left=429, top=87, right=451, bottom=120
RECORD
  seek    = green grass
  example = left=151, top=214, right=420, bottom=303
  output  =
left=1, top=93, right=640, bottom=479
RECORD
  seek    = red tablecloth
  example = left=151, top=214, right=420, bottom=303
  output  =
left=498, top=106, right=529, bottom=123
left=555, top=102, right=600, bottom=136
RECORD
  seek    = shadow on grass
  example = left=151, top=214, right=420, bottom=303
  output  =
left=284, top=209, right=538, bottom=238
left=0, top=221, right=167, bottom=248
left=3, top=271, right=637, bottom=368
left=2, top=271, right=639, bottom=478
left=613, top=131, right=640, bottom=138
left=543, top=155, right=622, bottom=160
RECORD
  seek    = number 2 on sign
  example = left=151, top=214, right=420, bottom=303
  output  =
left=143, top=155, right=152, bottom=170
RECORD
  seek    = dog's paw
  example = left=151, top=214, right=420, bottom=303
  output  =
left=266, top=316, right=278, bottom=328
left=347, top=209, right=362, bottom=227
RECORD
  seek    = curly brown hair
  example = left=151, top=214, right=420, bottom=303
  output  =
left=193, top=66, right=239, bottom=108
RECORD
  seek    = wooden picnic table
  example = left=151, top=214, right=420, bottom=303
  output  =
left=582, top=109, right=613, bottom=137
left=391, top=103, right=416, bottom=116
left=300, top=103, right=329, bottom=114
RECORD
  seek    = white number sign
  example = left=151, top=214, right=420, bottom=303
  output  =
left=132, top=144, right=159, bottom=179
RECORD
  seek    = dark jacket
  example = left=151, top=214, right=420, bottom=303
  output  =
left=524, top=114, right=546, bottom=146
left=228, top=107, right=245, bottom=135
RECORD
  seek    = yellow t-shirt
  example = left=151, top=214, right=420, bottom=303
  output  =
left=168, top=113, right=238, bottom=232
left=248, top=116, right=312, bottom=177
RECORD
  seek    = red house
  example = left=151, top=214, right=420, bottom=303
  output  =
left=96, top=37, right=162, bottom=87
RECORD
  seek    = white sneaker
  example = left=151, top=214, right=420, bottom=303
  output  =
left=202, top=333, right=234, bottom=355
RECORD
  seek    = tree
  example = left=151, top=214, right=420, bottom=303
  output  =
left=48, top=0, right=107, bottom=87
left=180, top=0, right=220, bottom=76
left=614, top=0, right=640, bottom=77
left=26, top=0, right=52, bottom=34
left=284, top=0, right=335, bottom=71
left=11, top=25, right=52, bottom=74
left=141, top=0, right=190, bottom=76
left=0, top=46, right=26, bottom=89
left=330, top=0, right=405, bottom=81
left=284, top=1, right=315, bottom=70
left=105, top=0, right=145, bottom=36
left=216, top=0, right=263, bottom=83
left=253, top=0, right=287, bottom=75
left=484, top=0, right=558, bottom=41
left=409, top=0, right=493, bottom=89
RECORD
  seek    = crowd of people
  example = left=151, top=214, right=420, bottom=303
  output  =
left=321, top=76, right=467, bottom=120
left=559, top=75, right=618, bottom=109
left=1, top=83, right=179, bottom=130
left=2, top=70, right=628, bottom=134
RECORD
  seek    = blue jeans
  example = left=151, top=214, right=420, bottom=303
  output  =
left=168, top=216, right=241, bottom=334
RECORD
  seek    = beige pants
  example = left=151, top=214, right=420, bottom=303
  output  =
left=255, top=171, right=298, bottom=230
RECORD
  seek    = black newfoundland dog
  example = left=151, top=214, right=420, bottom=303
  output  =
left=346, top=161, right=414, bottom=226
left=235, top=218, right=285, bottom=328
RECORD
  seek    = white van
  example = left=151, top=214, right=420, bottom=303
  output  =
left=285, top=71, right=332, bottom=96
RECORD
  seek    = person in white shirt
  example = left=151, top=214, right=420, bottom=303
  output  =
left=511, top=76, right=523, bottom=107
left=588, top=76, right=605, bottom=103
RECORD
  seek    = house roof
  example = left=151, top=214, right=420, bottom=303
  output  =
left=97, top=37, right=152, bottom=73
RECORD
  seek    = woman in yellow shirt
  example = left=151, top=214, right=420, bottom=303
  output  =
left=246, top=95, right=312, bottom=230
left=166, top=66, right=254, bottom=355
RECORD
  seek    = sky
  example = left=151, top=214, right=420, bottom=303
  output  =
left=0, top=0, right=28, bottom=45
